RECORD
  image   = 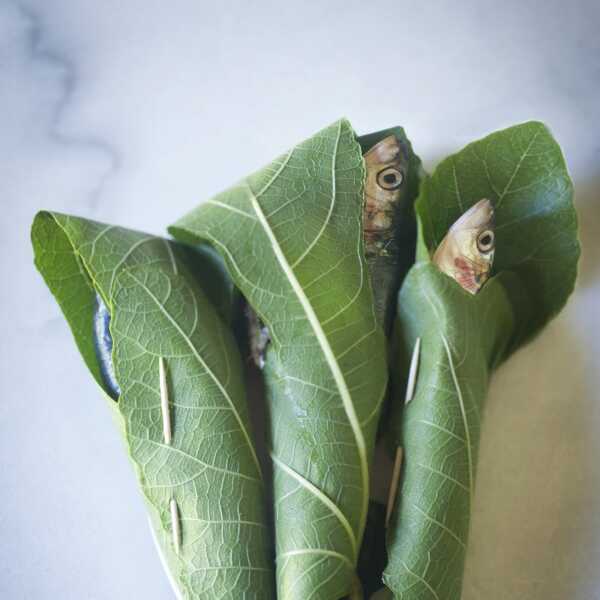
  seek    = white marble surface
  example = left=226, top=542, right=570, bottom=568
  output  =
left=1, top=1, right=599, bottom=598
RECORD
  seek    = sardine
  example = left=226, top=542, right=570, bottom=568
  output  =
left=432, top=198, right=495, bottom=294
left=363, top=135, right=410, bottom=332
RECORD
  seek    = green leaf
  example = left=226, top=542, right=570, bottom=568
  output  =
left=186, top=242, right=242, bottom=327
left=32, top=211, right=105, bottom=391
left=417, top=121, right=579, bottom=351
left=384, top=267, right=513, bottom=598
left=170, top=119, right=388, bottom=599
left=31, top=212, right=274, bottom=599
left=384, top=122, right=580, bottom=599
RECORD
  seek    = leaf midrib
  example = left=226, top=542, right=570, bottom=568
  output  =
left=440, top=334, right=474, bottom=505
left=247, top=137, right=369, bottom=548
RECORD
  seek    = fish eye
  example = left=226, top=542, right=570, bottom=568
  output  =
left=477, top=230, right=495, bottom=253
left=377, top=167, right=404, bottom=190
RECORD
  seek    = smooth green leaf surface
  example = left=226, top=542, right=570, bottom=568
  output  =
left=384, top=122, right=580, bottom=599
left=171, top=119, right=388, bottom=599
left=32, top=212, right=274, bottom=599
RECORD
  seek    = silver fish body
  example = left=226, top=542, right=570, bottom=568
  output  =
left=93, top=292, right=121, bottom=398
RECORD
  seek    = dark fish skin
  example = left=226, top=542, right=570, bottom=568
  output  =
left=93, top=293, right=120, bottom=399
left=363, top=135, right=411, bottom=335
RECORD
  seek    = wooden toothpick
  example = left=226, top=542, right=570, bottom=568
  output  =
left=385, top=338, right=420, bottom=527
left=405, top=337, right=421, bottom=405
left=385, top=446, right=403, bottom=528
left=159, top=357, right=172, bottom=445
left=170, top=497, right=181, bottom=555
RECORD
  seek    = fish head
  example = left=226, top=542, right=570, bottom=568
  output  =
left=363, top=135, right=409, bottom=257
left=432, top=198, right=495, bottom=294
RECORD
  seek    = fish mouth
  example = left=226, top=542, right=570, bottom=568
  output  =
left=453, top=254, right=493, bottom=295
